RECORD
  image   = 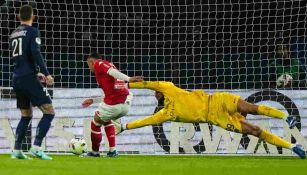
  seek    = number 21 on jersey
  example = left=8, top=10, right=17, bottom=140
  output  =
left=12, top=38, right=22, bottom=57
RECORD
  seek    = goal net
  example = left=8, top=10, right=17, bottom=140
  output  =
left=1, top=0, right=307, bottom=155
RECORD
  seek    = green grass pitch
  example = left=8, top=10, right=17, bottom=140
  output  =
left=0, top=154, right=306, bottom=175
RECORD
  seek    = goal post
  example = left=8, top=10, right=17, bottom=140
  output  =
left=0, top=0, right=307, bottom=155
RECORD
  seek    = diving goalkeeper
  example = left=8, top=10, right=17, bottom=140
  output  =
left=120, top=81, right=305, bottom=159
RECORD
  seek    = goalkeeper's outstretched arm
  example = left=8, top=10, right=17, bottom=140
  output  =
left=124, top=109, right=171, bottom=130
left=129, top=81, right=174, bottom=93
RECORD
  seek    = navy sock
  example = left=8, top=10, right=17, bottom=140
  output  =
left=14, top=117, right=32, bottom=150
left=34, top=114, right=54, bottom=147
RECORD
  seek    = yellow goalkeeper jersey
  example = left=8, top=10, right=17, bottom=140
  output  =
left=129, top=81, right=209, bottom=123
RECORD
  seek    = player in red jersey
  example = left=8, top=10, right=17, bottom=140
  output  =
left=82, top=52, right=143, bottom=157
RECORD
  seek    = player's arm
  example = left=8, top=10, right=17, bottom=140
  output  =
left=107, top=68, right=130, bottom=81
left=30, top=29, right=49, bottom=76
left=82, top=96, right=104, bottom=108
left=108, top=68, right=143, bottom=82
left=125, top=109, right=172, bottom=130
left=128, top=81, right=174, bottom=93
left=96, top=62, right=143, bottom=82
left=31, top=29, right=54, bottom=85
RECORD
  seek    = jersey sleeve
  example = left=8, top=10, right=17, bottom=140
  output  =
left=30, top=29, right=50, bottom=75
left=126, top=109, right=172, bottom=130
left=107, top=68, right=130, bottom=81
left=128, top=81, right=175, bottom=93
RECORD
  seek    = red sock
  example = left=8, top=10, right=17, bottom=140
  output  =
left=91, top=120, right=102, bottom=152
left=104, top=121, right=116, bottom=150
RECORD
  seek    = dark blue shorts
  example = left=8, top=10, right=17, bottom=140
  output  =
left=13, top=74, right=52, bottom=109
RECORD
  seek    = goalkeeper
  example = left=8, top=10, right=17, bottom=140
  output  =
left=120, top=81, right=305, bottom=159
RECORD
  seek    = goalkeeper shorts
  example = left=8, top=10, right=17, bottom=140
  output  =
left=207, top=92, right=244, bottom=133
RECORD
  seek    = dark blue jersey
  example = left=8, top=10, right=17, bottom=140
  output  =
left=9, top=24, right=49, bottom=78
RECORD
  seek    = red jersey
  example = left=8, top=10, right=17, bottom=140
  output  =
left=94, top=59, right=129, bottom=105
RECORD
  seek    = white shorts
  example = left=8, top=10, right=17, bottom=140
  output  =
left=95, top=92, right=133, bottom=122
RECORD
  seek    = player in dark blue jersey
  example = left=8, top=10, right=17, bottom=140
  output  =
left=10, top=5, right=55, bottom=160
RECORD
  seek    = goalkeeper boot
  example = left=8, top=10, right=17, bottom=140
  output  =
left=286, top=116, right=297, bottom=129
left=11, top=150, right=32, bottom=160
left=85, top=152, right=100, bottom=157
left=106, top=150, right=118, bottom=158
left=30, top=147, right=53, bottom=160
left=292, top=144, right=306, bottom=159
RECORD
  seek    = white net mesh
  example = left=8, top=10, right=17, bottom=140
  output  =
left=0, top=0, right=307, bottom=154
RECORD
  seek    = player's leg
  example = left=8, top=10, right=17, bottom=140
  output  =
left=12, top=109, right=33, bottom=160
left=26, top=76, right=54, bottom=160
left=221, top=92, right=286, bottom=119
left=237, top=99, right=286, bottom=118
left=14, top=108, right=32, bottom=150
left=29, top=103, right=54, bottom=160
left=11, top=83, right=32, bottom=159
left=86, top=113, right=103, bottom=157
left=101, top=94, right=134, bottom=157
left=240, top=120, right=305, bottom=158
left=86, top=103, right=122, bottom=157
left=35, top=104, right=55, bottom=146
left=98, top=103, right=129, bottom=157
left=237, top=99, right=296, bottom=128
left=87, top=115, right=120, bottom=158
left=86, top=114, right=121, bottom=157
left=102, top=120, right=117, bottom=157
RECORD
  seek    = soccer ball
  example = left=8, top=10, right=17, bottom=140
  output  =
left=276, top=73, right=293, bottom=87
left=69, top=138, right=87, bottom=155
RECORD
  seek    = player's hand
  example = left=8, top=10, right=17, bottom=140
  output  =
left=129, top=76, right=144, bottom=82
left=46, top=75, right=54, bottom=86
left=37, top=72, right=46, bottom=83
left=82, top=99, right=93, bottom=108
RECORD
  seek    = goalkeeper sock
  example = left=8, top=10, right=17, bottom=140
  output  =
left=259, top=129, right=293, bottom=149
left=257, top=105, right=287, bottom=119
left=34, top=114, right=54, bottom=146
left=91, top=120, right=102, bottom=152
left=14, top=117, right=32, bottom=150
left=104, top=121, right=116, bottom=152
